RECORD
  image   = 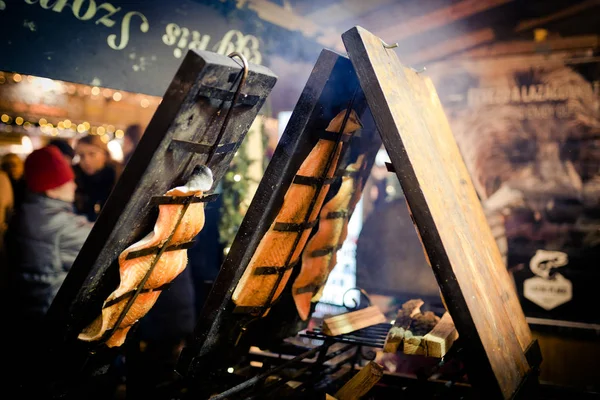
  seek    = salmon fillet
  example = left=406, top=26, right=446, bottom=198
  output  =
left=78, top=166, right=214, bottom=348
left=232, top=110, right=362, bottom=315
left=292, top=155, right=365, bottom=320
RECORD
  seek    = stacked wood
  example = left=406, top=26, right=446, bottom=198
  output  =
left=383, top=299, right=458, bottom=358
left=322, top=306, right=387, bottom=336
left=334, top=361, right=384, bottom=400
left=422, top=312, right=459, bottom=358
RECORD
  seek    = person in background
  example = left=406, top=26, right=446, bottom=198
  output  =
left=123, top=124, right=143, bottom=165
left=4, top=145, right=100, bottom=397
left=0, top=170, right=13, bottom=292
left=48, top=138, right=75, bottom=165
left=74, top=135, right=122, bottom=222
left=6, top=145, right=92, bottom=324
left=1, top=152, right=26, bottom=210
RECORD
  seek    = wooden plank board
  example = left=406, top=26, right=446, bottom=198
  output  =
left=334, top=361, right=384, bottom=400
left=342, top=26, right=533, bottom=399
left=36, top=49, right=277, bottom=397
left=322, top=306, right=387, bottom=336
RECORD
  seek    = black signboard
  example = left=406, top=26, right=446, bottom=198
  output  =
left=0, top=0, right=321, bottom=98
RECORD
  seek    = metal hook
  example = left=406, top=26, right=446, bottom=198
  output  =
left=205, top=52, right=249, bottom=164
left=381, top=39, right=399, bottom=49
left=228, top=51, right=249, bottom=84
left=342, top=287, right=372, bottom=311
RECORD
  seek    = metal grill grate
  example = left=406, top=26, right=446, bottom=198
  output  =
left=300, top=322, right=392, bottom=348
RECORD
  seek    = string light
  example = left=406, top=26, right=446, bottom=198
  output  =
left=113, top=92, right=122, bottom=101
left=97, top=126, right=106, bottom=135
left=13, top=73, right=22, bottom=82
left=63, top=119, right=72, bottom=128
left=15, top=117, right=24, bottom=125
left=77, top=124, right=86, bottom=133
left=140, top=98, right=149, bottom=108
left=115, top=129, right=124, bottom=138
left=91, top=86, right=100, bottom=96
left=100, top=134, right=110, bottom=143
left=1, top=114, right=9, bottom=123
left=39, top=118, right=47, bottom=125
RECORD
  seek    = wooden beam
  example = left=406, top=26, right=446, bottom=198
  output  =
left=515, top=0, right=600, bottom=32
left=322, top=306, right=387, bottom=336
left=305, top=0, right=398, bottom=26
left=457, top=35, right=599, bottom=58
left=407, top=28, right=495, bottom=65
left=334, top=361, right=384, bottom=400
left=247, top=0, right=342, bottom=49
left=375, top=0, right=512, bottom=44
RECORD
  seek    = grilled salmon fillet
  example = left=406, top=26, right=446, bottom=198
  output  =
left=232, top=110, right=362, bottom=316
left=292, top=155, right=365, bottom=320
left=78, top=166, right=213, bottom=348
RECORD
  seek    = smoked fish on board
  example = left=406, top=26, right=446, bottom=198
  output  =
left=232, top=110, right=362, bottom=315
left=292, top=154, right=366, bottom=320
left=78, top=166, right=214, bottom=347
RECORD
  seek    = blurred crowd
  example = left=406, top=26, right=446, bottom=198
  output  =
left=0, top=122, right=223, bottom=399
left=0, top=124, right=143, bottom=396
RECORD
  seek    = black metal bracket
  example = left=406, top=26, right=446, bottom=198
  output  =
left=169, top=139, right=240, bottom=155
left=196, top=84, right=260, bottom=106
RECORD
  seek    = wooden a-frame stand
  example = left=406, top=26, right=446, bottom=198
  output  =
left=180, top=26, right=541, bottom=400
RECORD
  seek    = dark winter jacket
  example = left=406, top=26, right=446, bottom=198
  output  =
left=74, top=162, right=121, bottom=222
left=6, top=192, right=93, bottom=322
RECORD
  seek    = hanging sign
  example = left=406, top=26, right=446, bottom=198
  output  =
left=0, top=0, right=319, bottom=96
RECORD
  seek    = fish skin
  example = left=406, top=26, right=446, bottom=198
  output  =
left=79, top=169, right=212, bottom=348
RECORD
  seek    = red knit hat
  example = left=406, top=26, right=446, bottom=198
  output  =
left=25, top=145, right=75, bottom=192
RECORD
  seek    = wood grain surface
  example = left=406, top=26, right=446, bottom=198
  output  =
left=334, top=361, right=384, bottom=400
left=343, top=26, right=533, bottom=399
left=322, top=305, right=387, bottom=336
left=422, top=312, right=459, bottom=358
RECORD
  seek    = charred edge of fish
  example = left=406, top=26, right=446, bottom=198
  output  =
left=325, top=210, right=348, bottom=220
left=273, top=219, right=318, bottom=232
left=309, top=244, right=344, bottom=258
left=253, top=262, right=296, bottom=276
left=151, top=193, right=219, bottom=205
left=103, top=282, right=174, bottom=308
left=293, top=175, right=338, bottom=187
left=125, top=240, right=196, bottom=260
left=170, top=139, right=240, bottom=156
